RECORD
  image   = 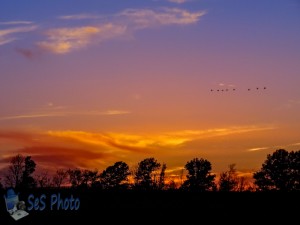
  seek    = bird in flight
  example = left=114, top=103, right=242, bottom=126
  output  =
left=210, top=86, right=267, bottom=92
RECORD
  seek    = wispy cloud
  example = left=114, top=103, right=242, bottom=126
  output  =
left=0, top=124, right=277, bottom=172
left=218, top=83, right=236, bottom=87
left=37, top=26, right=100, bottom=54
left=247, top=142, right=300, bottom=152
left=48, top=125, right=275, bottom=152
left=0, top=21, right=33, bottom=25
left=48, top=131, right=155, bottom=153
left=0, top=130, right=129, bottom=171
left=120, top=8, right=206, bottom=29
left=285, top=99, right=300, bottom=108
left=0, top=37, right=15, bottom=46
left=4, top=7, right=205, bottom=55
left=0, top=109, right=131, bottom=121
left=102, top=110, right=130, bottom=115
left=58, top=14, right=101, bottom=20
left=0, top=25, right=37, bottom=46
left=247, top=147, right=269, bottom=152
left=37, top=24, right=126, bottom=54
left=168, top=0, right=188, bottom=4
left=18, top=146, right=109, bottom=169
left=290, top=143, right=300, bottom=146
left=0, top=131, right=36, bottom=144
left=41, top=7, right=205, bottom=54
left=0, top=113, right=65, bottom=121
left=166, top=125, right=276, bottom=140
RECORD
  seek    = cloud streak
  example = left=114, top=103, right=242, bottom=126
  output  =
left=168, top=0, right=188, bottom=4
left=120, top=8, right=206, bottom=29
left=58, top=14, right=102, bottom=20
left=1, top=7, right=206, bottom=53
left=0, top=109, right=131, bottom=121
left=165, top=125, right=276, bottom=140
left=0, top=25, right=37, bottom=46
left=0, top=21, right=33, bottom=25
left=47, top=131, right=154, bottom=153
left=247, top=142, right=300, bottom=152
left=0, top=113, right=65, bottom=121
left=48, top=125, right=275, bottom=152
left=0, top=124, right=277, bottom=173
left=37, top=26, right=101, bottom=54
left=36, top=7, right=205, bottom=54
left=18, top=146, right=109, bottom=169
left=247, top=147, right=269, bottom=152
left=37, top=24, right=126, bottom=54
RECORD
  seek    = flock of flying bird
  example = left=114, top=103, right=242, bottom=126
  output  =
left=210, top=87, right=267, bottom=92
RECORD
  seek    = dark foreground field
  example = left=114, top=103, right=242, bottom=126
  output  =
left=1, top=189, right=299, bottom=224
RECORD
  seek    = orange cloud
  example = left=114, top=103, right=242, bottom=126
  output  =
left=0, top=130, right=36, bottom=144
left=18, top=146, right=109, bottom=169
left=0, top=124, right=278, bottom=174
left=47, top=131, right=154, bottom=153
left=38, top=24, right=126, bottom=54
left=0, top=109, right=130, bottom=121
left=37, top=26, right=100, bottom=54
left=102, top=110, right=131, bottom=115
left=47, top=125, right=275, bottom=153
left=164, top=125, right=276, bottom=140
left=247, top=147, right=269, bottom=152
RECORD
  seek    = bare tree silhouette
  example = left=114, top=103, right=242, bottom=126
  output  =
left=36, top=171, right=52, bottom=188
left=52, top=169, right=68, bottom=188
left=4, top=154, right=36, bottom=189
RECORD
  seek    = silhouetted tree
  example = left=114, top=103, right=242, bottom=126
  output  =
left=134, top=157, right=161, bottom=190
left=67, top=168, right=99, bottom=188
left=52, top=169, right=68, bottom=188
left=5, top=154, right=36, bottom=189
left=20, top=156, right=37, bottom=189
left=218, top=164, right=238, bottom=191
left=100, top=161, right=130, bottom=189
left=157, top=163, right=167, bottom=190
left=0, top=178, right=3, bottom=190
left=5, top=154, right=24, bottom=188
left=236, top=176, right=254, bottom=192
left=82, top=169, right=98, bottom=187
left=181, top=158, right=216, bottom=191
left=165, top=179, right=177, bottom=190
left=253, top=149, right=300, bottom=191
left=67, top=168, right=83, bottom=188
left=36, top=171, right=52, bottom=188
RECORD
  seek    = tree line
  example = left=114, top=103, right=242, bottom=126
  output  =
left=0, top=149, right=299, bottom=192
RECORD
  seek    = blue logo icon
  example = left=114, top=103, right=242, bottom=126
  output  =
left=3, top=188, right=29, bottom=221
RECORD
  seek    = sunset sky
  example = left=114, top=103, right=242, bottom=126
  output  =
left=1, top=0, right=300, bottom=180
